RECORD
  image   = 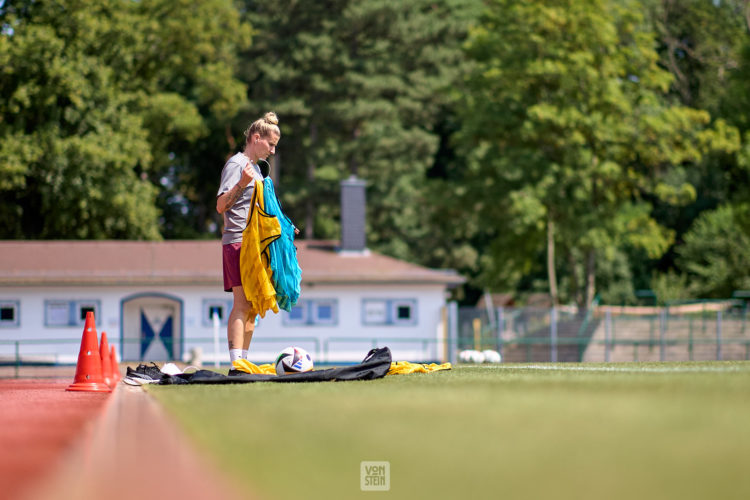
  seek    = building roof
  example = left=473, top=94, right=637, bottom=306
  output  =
left=298, top=241, right=464, bottom=286
left=0, top=240, right=465, bottom=287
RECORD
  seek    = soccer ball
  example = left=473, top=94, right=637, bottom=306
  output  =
left=274, top=346, right=314, bottom=375
left=482, top=350, right=502, bottom=363
left=458, top=349, right=485, bottom=363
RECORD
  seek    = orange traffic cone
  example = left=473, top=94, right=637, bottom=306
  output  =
left=100, top=331, right=113, bottom=388
left=67, top=311, right=111, bottom=392
left=110, top=345, right=121, bottom=383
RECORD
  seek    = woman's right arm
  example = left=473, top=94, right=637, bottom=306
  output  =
left=216, top=163, right=254, bottom=214
left=216, top=182, right=246, bottom=214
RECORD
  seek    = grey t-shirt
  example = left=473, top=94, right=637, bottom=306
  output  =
left=217, top=152, right=263, bottom=245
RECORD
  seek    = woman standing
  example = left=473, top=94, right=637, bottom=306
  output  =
left=216, top=112, right=280, bottom=365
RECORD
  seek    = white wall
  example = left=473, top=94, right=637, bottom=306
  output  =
left=0, top=284, right=222, bottom=363
left=0, top=282, right=448, bottom=365
left=252, top=283, right=447, bottom=363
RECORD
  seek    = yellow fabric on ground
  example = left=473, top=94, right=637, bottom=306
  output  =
left=387, top=361, right=452, bottom=375
left=232, top=359, right=452, bottom=376
left=240, top=179, right=281, bottom=318
left=232, top=359, right=277, bottom=375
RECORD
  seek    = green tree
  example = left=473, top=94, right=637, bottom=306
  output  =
left=640, top=0, right=750, bottom=292
left=0, top=0, right=250, bottom=239
left=457, top=0, right=739, bottom=307
left=236, top=0, right=480, bottom=261
left=645, top=0, right=747, bottom=114
left=677, top=203, right=750, bottom=297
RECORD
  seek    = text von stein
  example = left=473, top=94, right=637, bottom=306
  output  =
left=365, top=465, right=386, bottom=485
left=360, top=461, right=390, bottom=491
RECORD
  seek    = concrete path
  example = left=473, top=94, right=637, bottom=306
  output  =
left=23, top=383, right=249, bottom=500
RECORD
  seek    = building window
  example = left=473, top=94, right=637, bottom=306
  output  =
left=77, top=302, right=98, bottom=325
left=396, top=304, right=412, bottom=321
left=209, top=306, right=223, bottom=321
left=45, top=300, right=100, bottom=327
left=286, top=304, right=306, bottom=324
left=362, top=299, right=417, bottom=326
left=202, top=299, right=233, bottom=326
left=282, top=299, right=338, bottom=326
left=0, top=301, right=19, bottom=328
left=311, top=300, right=337, bottom=325
left=363, top=300, right=388, bottom=324
left=46, top=301, right=69, bottom=326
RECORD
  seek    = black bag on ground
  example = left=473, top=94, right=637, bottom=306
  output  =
left=159, top=347, right=392, bottom=385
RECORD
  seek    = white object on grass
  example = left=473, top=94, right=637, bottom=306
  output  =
left=482, top=350, right=502, bottom=363
left=274, top=346, right=314, bottom=375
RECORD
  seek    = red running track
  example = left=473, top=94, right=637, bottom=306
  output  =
left=1, top=374, right=250, bottom=500
left=0, top=379, right=110, bottom=500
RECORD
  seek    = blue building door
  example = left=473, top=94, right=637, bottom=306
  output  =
left=121, top=295, right=182, bottom=362
left=140, top=306, right=174, bottom=360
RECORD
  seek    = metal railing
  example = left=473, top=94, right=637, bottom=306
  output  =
left=456, top=301, right=750, bottom=363
left=0, top=335, right=440, bottom=377
left=3, top=301, right=749, bottom=378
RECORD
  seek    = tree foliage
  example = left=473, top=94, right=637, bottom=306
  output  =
left=678, top=203, right=750, bottom=297
left=235, top=0, right=480, bottom=261
left=457, top=0, right=739, bottom=306
left=646, top=0, right=747, bottom=113
left=0, top=0, right=250, bottom=239
left=3, top=0, right=750, bottom=304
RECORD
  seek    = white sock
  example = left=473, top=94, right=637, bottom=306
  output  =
left=229, top=349, right=243, bottom=363
left=242, top=349, right=249, bottom=359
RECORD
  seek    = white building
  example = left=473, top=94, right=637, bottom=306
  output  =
left=0, top=177, right=463, bottom=365
left=0, top=240, right=462, bottom=365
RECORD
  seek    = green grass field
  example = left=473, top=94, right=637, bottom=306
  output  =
left=148, top=362, right=750, bottom=500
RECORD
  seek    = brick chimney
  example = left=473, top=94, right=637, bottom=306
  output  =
left=340, top=175, right=367, bottom=254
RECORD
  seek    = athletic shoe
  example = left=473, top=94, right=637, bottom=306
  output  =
left=124, top=362, right=163, bottom=382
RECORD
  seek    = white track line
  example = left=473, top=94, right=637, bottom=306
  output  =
left=475, top=364, right=750, bottom=373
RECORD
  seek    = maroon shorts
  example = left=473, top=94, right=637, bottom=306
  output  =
left=222, top=242, right=243, bottom=292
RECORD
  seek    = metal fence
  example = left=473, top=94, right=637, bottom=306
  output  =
left=0, top=335, right=445, bottom=378
left=454, top=300, right=750, bottom=363
left=3, top=300, right=749, bottom=378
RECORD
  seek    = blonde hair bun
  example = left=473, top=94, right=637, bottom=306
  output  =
left=263, top=112, right=279, bottom=126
